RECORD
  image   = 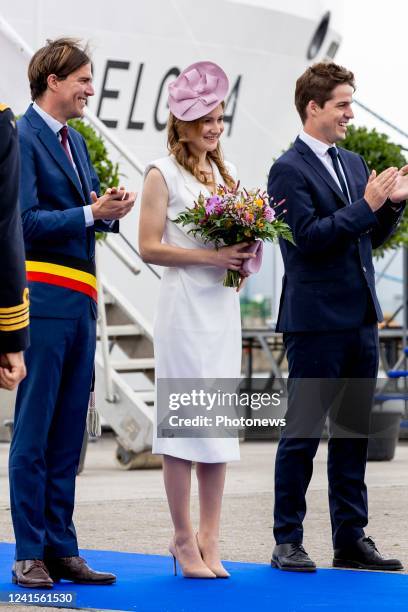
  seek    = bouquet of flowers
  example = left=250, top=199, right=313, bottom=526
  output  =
left=175, top=183, right=294, bottom=287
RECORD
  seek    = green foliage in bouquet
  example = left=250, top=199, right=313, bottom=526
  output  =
left=68, top=119, right=120, bottom=241
left=340, top=125, right=407, bottom=257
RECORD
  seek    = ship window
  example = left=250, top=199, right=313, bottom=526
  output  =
left=325, top=41, right=340, bottom=59
left=307, top=11, right=330, bottom=60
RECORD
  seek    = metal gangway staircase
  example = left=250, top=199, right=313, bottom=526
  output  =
left=94, top=235, right=162, bottom=469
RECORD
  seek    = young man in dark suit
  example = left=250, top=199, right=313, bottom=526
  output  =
left=9, top=38, right=135, bottom=588
left=268, top=62, right=407, bottom=572
left=0, top=103, right=28, bottom=388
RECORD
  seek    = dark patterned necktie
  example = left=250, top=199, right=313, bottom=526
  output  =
left=327, top=146, right=349, bottom=202
left=59, top=125, right=73, bottom=165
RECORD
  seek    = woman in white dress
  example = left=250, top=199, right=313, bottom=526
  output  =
left=139, top=62, right=254, bottom=579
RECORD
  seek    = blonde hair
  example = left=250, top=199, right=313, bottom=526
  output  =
left=167, top=106, right=235, bottom=189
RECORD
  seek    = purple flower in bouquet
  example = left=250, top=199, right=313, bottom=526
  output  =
left=264, top=206, right=275, bottom=222
left=205, top=195, right=223, bottom=215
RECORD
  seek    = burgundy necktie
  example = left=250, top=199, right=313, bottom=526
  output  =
left=59, top=125, right=73, bottom=165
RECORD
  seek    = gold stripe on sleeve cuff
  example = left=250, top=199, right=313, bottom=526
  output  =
left=0, top=288, right=30, bottom=316
left=0, top=314, right=29, bottom=332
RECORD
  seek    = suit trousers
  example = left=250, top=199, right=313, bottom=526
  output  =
left=9, top=305, right=96, bottom=560
left=274, top=324, right=379, bottom=548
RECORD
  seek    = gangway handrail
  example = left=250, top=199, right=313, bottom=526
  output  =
left=375, top=250, right=399, bottom=285
left=103, top=236, right=141, bottom=276
left=116, top=232, right=162, bottom=280
left=354, top=98, right=408, bottom=145
left=83, top=109, right=145, bottom=176
left=0, top=11, right=33, bottom=57
left=100, top=274, right=154, bottom=341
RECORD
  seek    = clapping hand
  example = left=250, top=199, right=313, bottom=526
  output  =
left=90, top=185, right=136, bottom=220
left=390, top=164, right=408, bottom=204
left=364, top=167, right=399, bottom=212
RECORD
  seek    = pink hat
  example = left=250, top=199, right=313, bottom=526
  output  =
left=168, top=61, right=229, bottom=121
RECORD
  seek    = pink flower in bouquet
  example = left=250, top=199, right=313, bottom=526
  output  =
left=205, top=195, right=223, bottom=215
left=264, top=206, right=275, bottom=222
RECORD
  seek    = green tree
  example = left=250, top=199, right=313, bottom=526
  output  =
left=340, top=125, right=407, bottom=257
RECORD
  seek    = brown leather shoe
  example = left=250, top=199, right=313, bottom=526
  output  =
left=46, top=556, right=116, bottom=585
left=12, top=560, right=54, bottom=589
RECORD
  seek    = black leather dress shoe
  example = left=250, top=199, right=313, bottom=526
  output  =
left=271, top=543, right=316, bottom=572
left=45, top=556, right=116, bottom=584
left=333, top=537, right=403, bottom=571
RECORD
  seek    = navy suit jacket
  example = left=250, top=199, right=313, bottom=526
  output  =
left=0, top=106, right=29, bottom=352
left=18, top=105, right=118, bottom=319
left=268, top=137, right=404, bottom=332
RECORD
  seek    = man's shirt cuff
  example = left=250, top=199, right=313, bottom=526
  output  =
left=83, top=205, right=94, bottom=227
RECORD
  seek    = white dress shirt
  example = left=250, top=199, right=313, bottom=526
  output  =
left=32, top=102, right=94, bottom=226
left=299, top=129, right=351, bottom=203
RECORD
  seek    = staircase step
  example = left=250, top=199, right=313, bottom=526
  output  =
left=110, top=358, right=155, bottom=372
left=97, top=324, right=141, bottom=338
left=103, top=291, right=116, bottom=305
left=134, top=391, right=155, bottom=403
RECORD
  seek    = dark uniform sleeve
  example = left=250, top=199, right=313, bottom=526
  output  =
left=0, top=105, right=29, bottom=353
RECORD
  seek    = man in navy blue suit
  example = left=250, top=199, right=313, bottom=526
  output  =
left=268, top=62, right=407, bottom=572
left=9, top=38, right=135, bottom=588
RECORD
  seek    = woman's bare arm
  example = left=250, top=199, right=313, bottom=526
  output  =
left=138, top=168, right=254, bottom=270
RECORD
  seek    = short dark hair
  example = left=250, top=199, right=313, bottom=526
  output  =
left=295, top=62, right=355, bottom=123
left=28, top=37, right=91, bottom=101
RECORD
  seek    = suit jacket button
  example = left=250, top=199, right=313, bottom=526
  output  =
left=362, top=266, right=367, bottom=272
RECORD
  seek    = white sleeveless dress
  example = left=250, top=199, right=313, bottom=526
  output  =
left=144, top=155, right=241, bottom=462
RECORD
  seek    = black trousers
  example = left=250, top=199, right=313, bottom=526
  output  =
left=274, top=324, right=379, bottom=549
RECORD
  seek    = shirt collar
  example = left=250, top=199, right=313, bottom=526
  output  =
left=299, top=129, right=336, bottom=158
left=32, top=101, right=66, bottom=135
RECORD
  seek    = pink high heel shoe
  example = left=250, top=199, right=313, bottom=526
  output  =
left=169, top=539, right=216, bottom=578
left=196, top=533, right=230, bottom=578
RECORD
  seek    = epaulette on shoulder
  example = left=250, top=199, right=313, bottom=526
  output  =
left=0, top=103, right=10, bottom=112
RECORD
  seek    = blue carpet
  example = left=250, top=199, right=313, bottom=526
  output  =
left=1, top=543, right=407, bottom=611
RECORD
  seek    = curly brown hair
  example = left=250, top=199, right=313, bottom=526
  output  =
left=295, top=62, right=355, bottom=123
left=167, top=106, right=235, bottom=189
